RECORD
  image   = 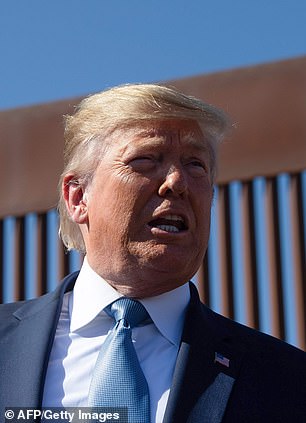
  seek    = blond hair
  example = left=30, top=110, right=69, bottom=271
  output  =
left=58, top=83, right=229, bottom=251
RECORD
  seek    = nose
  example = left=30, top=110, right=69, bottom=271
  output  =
left=158, top=165, right=188, bottom=197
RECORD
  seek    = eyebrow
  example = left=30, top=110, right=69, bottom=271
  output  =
left=182, top=132, right=210, bottom=152
left=131, top=128, right=210, bottom=152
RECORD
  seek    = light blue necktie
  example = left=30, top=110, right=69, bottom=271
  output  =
left=88, top=298, right=151, bottom=423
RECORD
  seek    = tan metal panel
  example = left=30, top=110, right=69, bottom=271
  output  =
left=1, top=56, right=306, bottom=218
left=0, top=101, right=74, bottom=218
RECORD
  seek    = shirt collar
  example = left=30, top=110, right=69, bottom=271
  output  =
left=140, top=284, right=190, bottom=347
left=69, top=258, right=122, bottom=333
left=70, top=257, right=190, bottom=347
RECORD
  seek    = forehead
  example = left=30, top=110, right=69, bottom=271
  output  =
left=110, top=119, right=209, bottom=152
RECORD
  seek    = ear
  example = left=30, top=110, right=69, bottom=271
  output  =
left=62, top=174, right=89, bottom=224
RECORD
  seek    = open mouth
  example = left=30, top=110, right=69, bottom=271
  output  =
left=148, top=214, right=188, bottom=233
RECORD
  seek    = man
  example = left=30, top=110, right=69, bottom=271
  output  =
left=0, top=84, right=305, bottom=423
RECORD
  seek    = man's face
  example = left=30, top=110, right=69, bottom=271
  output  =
left=81, top=120, right=213, bottom=297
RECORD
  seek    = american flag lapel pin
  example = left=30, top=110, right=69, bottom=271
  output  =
left=214, top=352, right=230, bottom=368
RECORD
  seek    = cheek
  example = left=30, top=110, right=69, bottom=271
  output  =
left=90, top=178, right=147, bottom=230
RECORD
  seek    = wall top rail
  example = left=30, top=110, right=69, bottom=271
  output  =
left=1, top=56, right=305, bottom=218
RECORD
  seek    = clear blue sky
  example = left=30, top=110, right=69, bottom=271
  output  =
left=1, top=0, right=305, bottom=110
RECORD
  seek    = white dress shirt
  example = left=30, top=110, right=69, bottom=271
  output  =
left=43, top=258, right=190, bottom=423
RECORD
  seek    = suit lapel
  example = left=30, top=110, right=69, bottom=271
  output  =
left=163, top=283, right=245, bottom=423
left=0, top=273, right=77, bottom=410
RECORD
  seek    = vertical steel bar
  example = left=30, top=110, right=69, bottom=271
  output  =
left=24, top=213, right=38, bottom=300
left=276, top=173, right=299, bottom=347
left=253, top=177, right=274, bottom=335
left=2, top=217, right=16, bottom=303
left=228, top=181, right=248, bottom=324
left=207, top=186, right=223, bottom=314
left=46, top=209, right=60, bottom=292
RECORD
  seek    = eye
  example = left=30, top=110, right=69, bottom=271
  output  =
left=127, top=156, right=157, bottom=172
left=185, top=159, right=208, bottom=176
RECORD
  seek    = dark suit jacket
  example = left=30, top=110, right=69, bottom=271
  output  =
left=0, top=272, right=305, bottom=423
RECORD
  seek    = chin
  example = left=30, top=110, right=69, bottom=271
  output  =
left=140, top=251, right=198, bottom=279
left=133, top=242, right=184, bottom=262
left=129, top=240, right=204, bottom=277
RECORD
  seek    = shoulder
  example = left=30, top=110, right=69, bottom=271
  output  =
left=204, top=303, right=305, bottom=359
left=0, top=271, right=79, bottom=331
left=201, top=304, right=306, bottom=399
left=0, top=297, right=37, bottom=321
left=190, top=284, right=305, bottom=359
left=189, top=287, right=306, bottom=379
left=199, top=305, right=306, bottom=420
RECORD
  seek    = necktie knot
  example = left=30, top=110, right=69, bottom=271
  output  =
left=105, top=297, right=149, bottom=329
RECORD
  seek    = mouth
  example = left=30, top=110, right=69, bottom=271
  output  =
left=148, top=214, right=188, bottom=234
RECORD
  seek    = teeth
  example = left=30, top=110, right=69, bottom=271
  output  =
left=162, top=214, right=184, bottom=222
left=156, top=224, right=179, bottom=233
